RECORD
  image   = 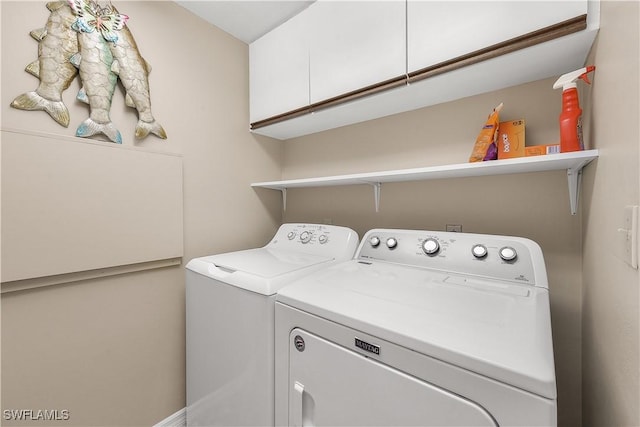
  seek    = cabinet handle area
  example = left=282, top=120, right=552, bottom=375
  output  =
left=250, top=75, right=406, bottom=130
left=408, top=14, right=587, bottom=84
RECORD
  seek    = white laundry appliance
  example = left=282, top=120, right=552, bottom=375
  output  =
left=275, top=228, right=557, bottom=426
left=186, top=223, right=359, bottom=427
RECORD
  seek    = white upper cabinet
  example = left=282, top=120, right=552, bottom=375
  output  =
left=407, top=1, right=588, bottom=72
left=249, top=0, right=598, bottom=139
left=308, top=0, right=406, bottom=104
left=250, top=11, right=311, bottom=123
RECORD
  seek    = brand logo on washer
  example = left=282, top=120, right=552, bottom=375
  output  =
left=355, top=338, right=380, bottom=355
left=294, top=335, right=305, bottom=352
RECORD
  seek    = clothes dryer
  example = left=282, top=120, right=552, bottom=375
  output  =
left=186, top=223, right=358, bottom=426
left=275, top=228, right=557, bottom=426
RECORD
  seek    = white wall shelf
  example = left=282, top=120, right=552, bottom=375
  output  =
left=252, top=150, right=599, bottom=215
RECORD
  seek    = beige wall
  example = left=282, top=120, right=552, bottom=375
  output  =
left=582, top=1, right=640, bottom=426
left=1, top=1, right=282, bottom=425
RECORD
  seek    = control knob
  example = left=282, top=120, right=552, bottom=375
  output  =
left=499, top=246, right=518, bottom=262
left=369, top=236, right=381, bottom=247
left=472, top=244, right=488, bottom=259
left=300, top=231, right=312, bottom=244
left=422, top=238, right=440, bottom=256
left=386, top=237, right=398, bottom=249
left=287, top=231, right=296, bottom=240
left=318, top=234, right=328, bottom=244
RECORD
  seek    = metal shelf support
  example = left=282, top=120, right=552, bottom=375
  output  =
left=371, top=182, right=382, bottom=212
left=567, top=167, right=583, bottom=215
left=281, top=188, right=287, bottom=211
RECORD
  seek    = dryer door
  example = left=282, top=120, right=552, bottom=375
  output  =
left=288, top=329, right=497, bottom=426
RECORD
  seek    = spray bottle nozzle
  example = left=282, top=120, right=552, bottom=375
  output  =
left=553, top=65, right=596, bottom=90
left=579, top=65, right=596, bottom=85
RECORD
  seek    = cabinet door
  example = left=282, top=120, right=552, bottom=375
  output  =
left=309, top=0, right=406, bottom=104
left=408, top=0, right=588, bottom=72
left=250, top=12, right=310, bottom=123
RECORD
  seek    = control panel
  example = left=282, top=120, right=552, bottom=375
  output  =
left=268, top=224, right=359, bottom=258
left=358, top=229, right=546, bottom=286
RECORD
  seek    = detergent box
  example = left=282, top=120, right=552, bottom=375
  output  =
left=497, top=119, right=525, bottom=159
left=525, top=144, right=561, bottom=156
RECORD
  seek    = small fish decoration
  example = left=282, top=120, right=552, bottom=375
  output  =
left=109, top=5, right=166, bottom=140
left=10, top=0, right=167, bottom=143
left=10, top=1, right=79, bottom=127
left=69, top=0, right=126, bottom=143
left=70, top=29, right=122, bottom=143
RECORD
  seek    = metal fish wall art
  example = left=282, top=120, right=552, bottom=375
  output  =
left=10, top=0, right=167, bottom=143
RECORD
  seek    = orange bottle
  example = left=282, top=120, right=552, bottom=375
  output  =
left=552, top=66, right=595, bottom=152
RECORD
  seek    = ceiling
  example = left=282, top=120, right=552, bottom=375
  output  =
left=175, top=1, right=315, bottom=44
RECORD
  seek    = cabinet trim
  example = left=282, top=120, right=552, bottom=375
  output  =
left=408, top=14, right=587, bottom=84
left=250, top=14, right=587, bottom=132
left=250, top=75, right=407, bottom=130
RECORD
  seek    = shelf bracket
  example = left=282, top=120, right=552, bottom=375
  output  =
left=281, top=188, right=287, bottom=212
left=567, top=167, right=583, bottom=215
left=371, top=182, right=382, bottom=212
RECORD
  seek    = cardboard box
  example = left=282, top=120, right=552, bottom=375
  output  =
left=525, top=144, right=561, bottom=156
left=497, top=119, right=525, bottom=159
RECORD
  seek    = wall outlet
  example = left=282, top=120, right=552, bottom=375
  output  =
left=446, top=224, right=462, bottom=232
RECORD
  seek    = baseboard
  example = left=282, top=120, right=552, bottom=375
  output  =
left=153, top=407, right=186, bottom=427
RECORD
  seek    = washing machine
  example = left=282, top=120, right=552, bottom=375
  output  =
left=186, top=223, right=358, bottom=426
left=274, top=228, right=557, bottom=426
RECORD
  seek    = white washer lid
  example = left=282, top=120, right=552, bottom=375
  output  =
left=186, top=247, right=334, bottom=295
left=276, top=260, right=557, bottom=399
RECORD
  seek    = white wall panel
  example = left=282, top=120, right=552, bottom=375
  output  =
left=1, top=129, right=184, bottom=282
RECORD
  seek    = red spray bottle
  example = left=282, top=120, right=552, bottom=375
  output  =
left=552, top=66, right=595, bottom=152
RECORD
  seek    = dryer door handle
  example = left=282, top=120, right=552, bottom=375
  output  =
left=291, top=381, right=305, bottom=427
left=291, top=380, right=316, bottom=426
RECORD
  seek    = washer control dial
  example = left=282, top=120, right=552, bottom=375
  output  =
left=422, top=238, right=440, bottom=256
left=472, top=244, right=488, bottom=259
left=386, top=237, right=398, bottom=249
left=318, top=234, right=328, bottom=244
left=499, top=246, right=518, bottom=262
left=300, top=231, right=313, bottom=244
left=287, top=231, right=297, bottom=240
left=369, top=236, right=381, bottom=247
